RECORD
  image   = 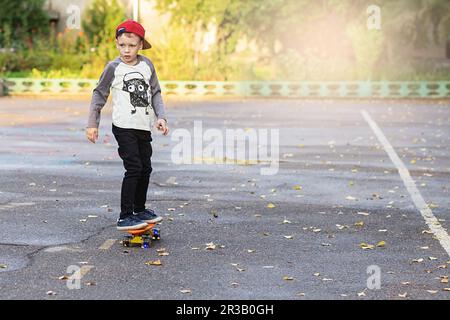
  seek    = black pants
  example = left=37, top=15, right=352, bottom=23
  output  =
left=112, top=124, right=153, bottom=219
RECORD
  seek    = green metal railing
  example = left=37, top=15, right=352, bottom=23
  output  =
left=2, top=78, right=450, bottom=98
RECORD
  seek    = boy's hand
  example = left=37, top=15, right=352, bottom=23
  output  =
left=86, top=128, right=99, bottom=143
left=156, top=119, right=169, bottom=136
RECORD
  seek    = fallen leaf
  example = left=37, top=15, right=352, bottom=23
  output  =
left=167, top=208, right=176, bottom=211
left=354, top=221, right=364, bottom=227
left=58, top=275, right=69, bottom=280
left=46, top=291, right=57, bottom=296
left=283, top=235, right=294, bottom=239
left=346, top=196, right=357, bottom=201
left=85, top=281, right=96, bottom=286
left=401, top=282, right=410, bottom=285
left=180, top=289, right=191, bottom=294
left=205, top=242, right=217, bottom=250
left=158, top=252, right=170, bottom=256
left=145, top=260, right=162, bottom=266
left=420, top=246, right=429, bottom=250
left=236, top=267, right=246, bottom=272
left=313, top=228, right=321, bottom=233
left=293, top=185, right=302, bottom=190
left=267, top=203, right=276, bottom=209
left=428, top=257, right=438, bottom=261
left=297, top=292, right=306, bottom=297
left=357, top=212, right=370, bottom=216
left=377, top=241, right=386, bottom=248
left=360, top=243, right=375, bottom=250
left=79, top=219, right=87, bottom=223
left=357, top=291, right=366, bottom=297
left=282, top=219, right=292, bottom=224
left=426, top=290, right=438, bottom=294
left=283, top=276, right=294, bottom=281
left=0, top=264, right=7, bottom=269
left=247, top=249, right=256, bottom=253
left=443, top=288, right=450, bottom=291
left=412, top=258, right=424, bottom=263
left=427, top=203, right=439, bottom=209
left=398, top=292, right=408, bottom=298
left=314, top=273, right=321, bottom=277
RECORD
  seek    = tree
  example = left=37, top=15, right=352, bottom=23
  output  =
left=82, top=0, right=126, bottom=47
left=0, top=0, right=49, bottom=48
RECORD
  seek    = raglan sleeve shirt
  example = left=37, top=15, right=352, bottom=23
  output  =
left=145, top=57, right=166, bottom=123
left=87, top=55, right=167, bottom=130
left=87, top=62, right=115, bottom=128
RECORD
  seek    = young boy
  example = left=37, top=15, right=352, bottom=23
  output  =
left=86, top=20, right=169, bottom=230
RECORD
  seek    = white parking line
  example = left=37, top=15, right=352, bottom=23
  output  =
left=361, top=110, right=450, bottom=257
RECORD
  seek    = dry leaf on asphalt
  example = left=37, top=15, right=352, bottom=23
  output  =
left=283, top=235, right=294, bottom=239
left=354, top=221, right=364, bottom=227
left=377, top=241, right=386, bottom=248
left=145, top=260, right=162, bottom=266
left=283, top=276, right=294, bottom=281
left=180, top=289, right=192, bottom=294
left=360, top=243, right=375, bottom=250
left=357, top=291, right=366, bottom=297
left=205, top=242, right=217, bottom=250
left=398, top=292, right=408, bottom=298
left=267, top=203, right=276, bottom=209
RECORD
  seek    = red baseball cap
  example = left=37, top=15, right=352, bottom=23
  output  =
left=116, top=20, right=152, bottom=49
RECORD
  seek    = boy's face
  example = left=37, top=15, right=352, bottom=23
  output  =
left=116, top=32, right=143, bottom=64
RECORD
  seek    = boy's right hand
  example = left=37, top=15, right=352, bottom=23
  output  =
left=86, top=128, right=99, bottom=143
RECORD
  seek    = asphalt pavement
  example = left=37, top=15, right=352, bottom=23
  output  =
left=0, top=97, right=449, bottom=300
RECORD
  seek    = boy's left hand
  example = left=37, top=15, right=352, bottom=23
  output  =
left=156, top=119, right=169, bottom=135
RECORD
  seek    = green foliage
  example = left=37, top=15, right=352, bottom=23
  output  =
left=81, top=0, right=127, bottom=78
left=0, top=0, right=49, bottom=48
left=82, top=0, right=126, bottom=47
left=2, top=0, right=450, bottom=80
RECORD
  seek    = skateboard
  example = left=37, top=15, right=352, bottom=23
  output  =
left=121, top=223, right=161, bottom=248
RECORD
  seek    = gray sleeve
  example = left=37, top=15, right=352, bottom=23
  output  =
left=145, top=58, right=167, bottom=121
left=87, top=62, right=115, bottom=128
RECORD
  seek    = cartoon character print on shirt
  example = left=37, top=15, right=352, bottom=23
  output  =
left=122, top=71, right=151, bottom=115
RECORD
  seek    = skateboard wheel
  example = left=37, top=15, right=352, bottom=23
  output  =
left=152, top=228, right=160, bottom=240
left=142, top=242, right=150, bottom=249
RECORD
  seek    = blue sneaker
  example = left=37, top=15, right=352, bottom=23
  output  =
left=117, top=215, right=148, bottom=230
left=134, top=208, right=163, bottom=223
